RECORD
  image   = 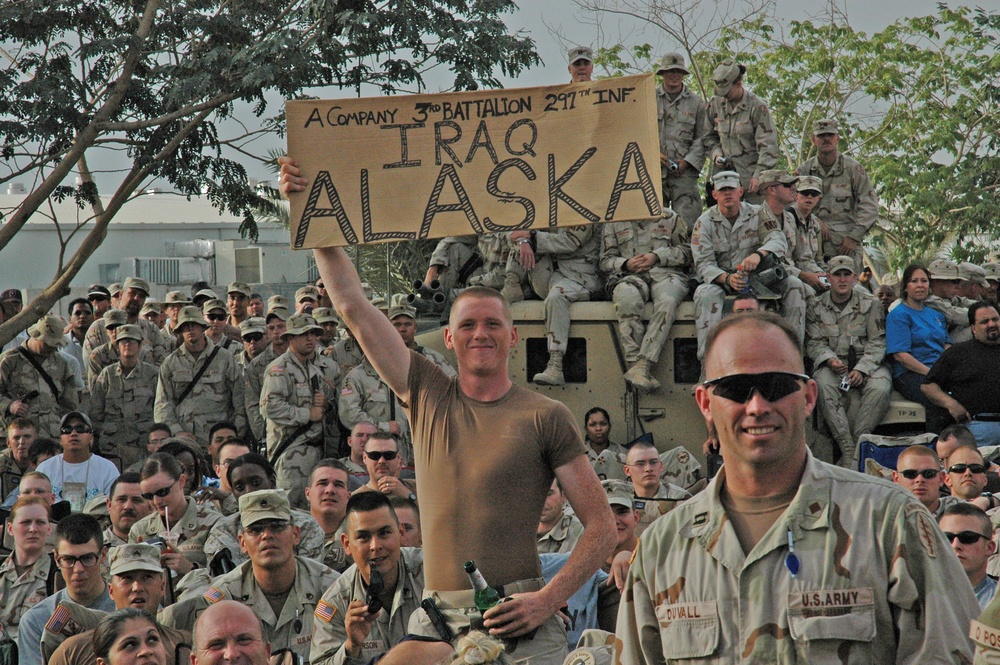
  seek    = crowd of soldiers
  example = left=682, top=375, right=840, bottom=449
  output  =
left=2, top=45, right=1000, bottom=665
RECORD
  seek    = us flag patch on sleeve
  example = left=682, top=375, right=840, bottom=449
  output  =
left=204, top=587, right=225, bottom=604
left=315, top=599, right=337, bottom=623
left=45, top=604, right=71, bottom=633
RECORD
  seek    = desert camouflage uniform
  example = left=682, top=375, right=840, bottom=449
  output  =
left=692, top=202, right=806, bottom=358
left=782, top=203, right=827, bottom=278
left=325, top=338, right=364, bottom=390
left=87, top=340, right=153, bottom=390
left=153, top=338, right=246, bottom=444
left=600, top=212, right=691, bottom=366
left=925, top=294, right=971, bottom=344
left=617, top=452, right=979, bottom=664
left=89, top=360, right=159, bottom=468
left=102, top=525, right=127, bottom=548
left=659, top=446, right=703, bottom=492
left=203, top=508, right=326, bottom=567
left=467, top=233, right=512, bottom=290
left=261, top=350, right=340, bottom=509
left=0, top=551, right=50, bottom=645
left=128, top=497, right=221, bottom=569
left=807, top=289, right=891, bottom=466
left=704, top=89, right=780, bottom=204
left=323, top=524, right=352, bottom=573
left=795, top=153, right=879, bottom=269
left=0, top=448, right=28, bottom=486
left=83, top=318, right=168, bottom=368
left=0, top=344, right=79, bottom=438
left=310, top=548, right=423, bottom=665
left=633, top=482, right=690, bottom=537
left=428, top=236, right=481, bottom=292
left=159, top=556, right=338, bottom=660
left=973, top=591, right=1000, bottom=663
left=340, top=457, right=369, bottom=490
left=656, top=85, right=708, bottom=225
left=536, top=512, right=584, bottom=555
left=245, top=345, right=279, bottom=444
left=587, top=441, right=628, bottom=482
left=339, top=360, right=411, bottom=463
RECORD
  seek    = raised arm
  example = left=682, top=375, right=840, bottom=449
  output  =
left=279, top=157, right=411, bottom=396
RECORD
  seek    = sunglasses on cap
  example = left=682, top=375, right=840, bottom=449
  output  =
left=702, top=372, right=810, bottom=403
left=899, top=469, right=940, bottom=480
left=947, top=463, right=987, bottom=475
left=943, top=530, right=989, bottom=545
left=365, top=450, right=398, bottom=462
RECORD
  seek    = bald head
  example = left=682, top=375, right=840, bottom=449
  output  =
left=704, top=311, right=803, bottom=372
left=193, top=600, right=270, bottom=664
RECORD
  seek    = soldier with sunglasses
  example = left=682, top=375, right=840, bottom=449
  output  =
left=891, top=444, right=961, bottom=518
left=353, top=432, right=416, bottom=501
left=617, top=311, right=978, bottom=663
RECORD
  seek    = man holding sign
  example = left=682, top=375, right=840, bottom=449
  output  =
left=282, top=145, right=615, bottom=665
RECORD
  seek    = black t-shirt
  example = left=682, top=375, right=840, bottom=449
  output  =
left=925, top=340, right=1000, bottom=416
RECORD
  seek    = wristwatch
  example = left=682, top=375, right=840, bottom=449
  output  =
left=408, top=492, right=417, bottom=502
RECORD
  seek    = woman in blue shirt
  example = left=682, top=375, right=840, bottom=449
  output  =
left=885, top=264, right=950, bottom=408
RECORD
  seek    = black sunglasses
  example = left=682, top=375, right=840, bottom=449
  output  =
left=206, top=313, right=227, bottom=321
left=141, top=478, right=178, bottom=501
left=900, top=469, right=940, bottom=480
left=243, top=333, right=265, bottom=342
left=943, top=530, right=989, bottom=545
left=365, top=450, right=398, bottom=462
left=947, top=463, right=987, bottom=475
left=61, top=425, right=91, bottom=435
left=703, top=372, right=810, bottom=403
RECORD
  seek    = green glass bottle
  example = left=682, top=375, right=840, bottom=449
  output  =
left=464, top=560, right=501, bottom=611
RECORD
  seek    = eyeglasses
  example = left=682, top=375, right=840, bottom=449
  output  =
left=56, top=552, right=101, bottom=568
left=703, top=372, right=810, bottom=403
left=245, top=520, right=290, bottom=536
left=943, top=530, right=989, bottom=545
left=627, top=460, right=662, bottom=469
left=947, top=463, right=987, bottom=475
left=243, top=333, right=264, bottom=342
left=899, top=469, right=940, bottom=480
left=206, top=313, right=227, bottom=321
left=365, top=450, right=398, bottom=462
left=141, top=478, right=179, bottom=501
left=60, top=425, right=91, bottom=435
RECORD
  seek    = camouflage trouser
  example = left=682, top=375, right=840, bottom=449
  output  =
left=437, top=242, right=480, bottom=292
left=822, top=225, right=865, bottom=271
left=611, top=274, right=687, bottom=364
left=275, top=442, right=322, bottom=510
left=814, top=364, right=892, bottom=467
left=541, top=272, right=602, bottom=353
left=694, top=275, right=806, bottom=359
left=662, top=174, right=702, bottom=227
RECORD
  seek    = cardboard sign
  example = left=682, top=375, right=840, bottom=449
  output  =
left=286, top=74, right=662, bottom=249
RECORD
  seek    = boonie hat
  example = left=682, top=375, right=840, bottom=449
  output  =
left=164, top=290, right=190, bottom=305
left=827, top=256, right=855, bottom=275
left=796, top=175, right=823, bottom=194
left=758, top=170, right=797, bottom=189
left=656, top=52, right=689, bottom=74
left=983, top=263, right=1000, bottom=282
left=567, top=46, right=594, bottom=64
left=959, top=262, right=989, bottom=288
left=28, top=315, right=68, bottom=347
left=239, top=489, right=291, bottom=528
left=928, top=258, right=962, bottom=281
left=813, top=118, right=840, bottom=136
left=109, top=544, right=163, bottom=576
left=712, top=171, right=741, bottom=190
left=712, top=59, right=745, bottom=97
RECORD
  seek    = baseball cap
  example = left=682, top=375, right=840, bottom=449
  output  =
left=163, top=290, right=191, bottom=305
left=928, top=259, right=962, bottom=281
left=567, top=46, right=594, bottom=64
left=712, top=171, right=741, bottom=190
left=109, top=283, right=123, bottom=298
left=109, top=544, right=163, bottom=576
left=959, top=262, right=989, bottom=288
left=115, top=324, right=144, bottom=343
left=796, top=175, right=823, bottom=194
left=104, top=309, right=128, bottom=329
left=175, top=305, right=208, bottom=328
left=1, top=289, right=21, bottom=303
left=312, top=308, right=339, bottom=325
left=239, top=489, right=291, bottom=528
left=388, top=294, right=417, bottom=321
left=656, top=52, right=689, bottom=74
left=712, top=59, right=745, bottom=97
left=758, top=170, right=797, bottom=189
left=282, top=313, right=323, bottom=338
left=28, top=315, right=68, bottom=347
left=813, top=118, right=840, bottom=136
left=60, top=411, right=92, bottom=429
left=202, top=299, right=227, bottom=315
left=87, top=285, right=111, bottom=300
left=239, top=317, right=267, bottom=337
left=121, top=277, right=150, bottom=295
left=227, top=281, right=251, bottom=298
left=295, top=286, right=320, bottom=303
left=601, top=479, right=634, bottom=509
left=827, top=256, right=855, bottom=275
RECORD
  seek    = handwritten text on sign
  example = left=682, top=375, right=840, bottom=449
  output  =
left=286, top=74, right=662, bottom=249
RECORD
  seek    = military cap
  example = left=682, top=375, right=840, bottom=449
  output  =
left=164, top=290, right=191, bottom=305
left=109, top=282, right=123, bottom=297
left=115, top=324, right=144, bottom=343
left=121, top=277, right=150, bottom=295
left=388, top=294, right=417, bottom=321
left=813, top=118, right=840, bottom=136
left=928, top=258, right=962, bottom=281
left=109, top=543, right=163, bottom=576
left=28, top=314, right=68, bottom=347
left=239, top=317, right=267, bottom=337
left=758, top=170, right=798, bottom=188
left=87, top=284, right=111, bottom=299
left=712, top=59, right=746, bottom=97
left=0, top=288, right=21, bottom=303
left=239, top=489, right=291, bottom=528
left=175, top=305, right=208, bottom=328
left=265, top=307, right=289, bottom=323
left=564, top=629, right=619, bottom=665
left=312, top=307, right=339, bottom=324
left=295, top=286, right=320, bottom=303
left=601, top=479, right=634, bottom=509
left=227, top=281, right=251, bottom=298
left=103, top=309, right=128, bottom=328
left=83, top=494, right=109, bottom=518
left=796, top=175, right=823, bottom=194
left=959, top=262, right=989, bottom=288
left=202, top=298, right=226, bottom=315
left=656, top=52, right=689, bottom=74
left=140, top=303, right=160, bottom=317
left=712, top=170, right=741, bottom=190
left=194, top=288, right=218, bottom=302
left=267, top=294, right=290, bottom=312
left=60, top=411, right=92, bottom=429
left=983, top=263, right=1000, bottom=282
left=370, top=292, right=387, bottom=309
left=567, top=46, right=594, bottom=64
left=827, top=256, right=856, bottom=275
left=282, top=313, right=323, bottom=338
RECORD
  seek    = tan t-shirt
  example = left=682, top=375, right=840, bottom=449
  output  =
left=407, top=351, right=585, bottom=590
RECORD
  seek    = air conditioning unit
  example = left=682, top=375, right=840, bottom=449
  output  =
left=119, top=257, right=212, bottom=284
